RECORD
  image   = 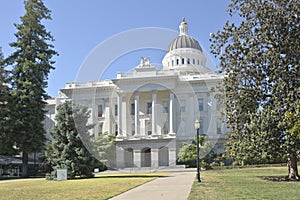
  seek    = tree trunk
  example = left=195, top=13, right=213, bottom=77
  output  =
left=287, top=154, right=299, bottom=180
left=22, top=151, right=29, bottom=178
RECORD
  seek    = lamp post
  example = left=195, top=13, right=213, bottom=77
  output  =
left=194, top=119, right=201, bottom=182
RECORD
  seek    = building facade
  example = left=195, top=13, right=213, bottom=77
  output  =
left=44, top=18, right=227, bottom=169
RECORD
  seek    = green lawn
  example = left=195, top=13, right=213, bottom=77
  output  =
left=0, top=173, right=167, bottom=200
left=188, top=167, right=300, bottom=200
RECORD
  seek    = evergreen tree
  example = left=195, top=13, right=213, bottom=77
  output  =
left=49, top=101, right=99, bottom=179
left=93, top=132, right=116, bottom=169
left=0, top=48, right=13, bottom=155
left=5, top=0, right=57, bottom=177
left=210, top=0, right=300, bottom=179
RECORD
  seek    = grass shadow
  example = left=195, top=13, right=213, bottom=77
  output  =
left=258, top=176, right=300, bottom=182
left=71, top=174, right=170, bottom=180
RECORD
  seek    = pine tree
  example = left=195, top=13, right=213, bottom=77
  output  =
left=49, top=101, right=99, bottom=179
left=210, top=0, right=300, bottom=180
left=0, top=48, right=13, bottom=155
left=93, top=132, right=116, bottom=169
left=5, top=0, right=57, bottom=177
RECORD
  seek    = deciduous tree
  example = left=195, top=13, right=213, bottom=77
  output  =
left=210, top=0, right=300, bottom=179
left=178, top=135, right=213, bottom=167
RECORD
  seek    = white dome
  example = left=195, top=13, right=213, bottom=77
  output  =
left=162, top=18, right=210, bottom=74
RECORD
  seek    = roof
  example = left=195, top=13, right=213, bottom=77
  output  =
left=167, top=35, right=203, bottom=52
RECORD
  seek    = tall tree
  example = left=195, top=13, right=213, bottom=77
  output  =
left=49, top=101, right=99, bottom=179
left=0, top=48, right=13, bottom=155
left=5, top=0, right=57, bottom=177
left=210, top=0, right=300, bottom=179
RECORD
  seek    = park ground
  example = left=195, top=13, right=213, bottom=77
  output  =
left=188, top=166, right=300, bottom=200
left=0, top=166, right=299, bottom=200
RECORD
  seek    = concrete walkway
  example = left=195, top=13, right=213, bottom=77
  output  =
left=109, top=171, right=195, bottom=200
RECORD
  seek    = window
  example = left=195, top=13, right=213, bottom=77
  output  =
left=114, top=104, right=118, bottom=116
left=98, top=105, right=103, bottom=117
left=180, top=105, right=186, bottom=112
left=172, top=60, right=174, bottom=66
left=98, top=123, right=103, bottom=135
left=146, top=121, right=151, bottom=135
left=182, top=58, right=185, bottom=64
left=147, top=102, right=152, bottom=114
left=163, top=101, right=168, bottom=113
left=115, top=124, right=118, bottom=136
left=193, top=58, right=195, bottom=65
left=162, top=121, right=168, bottom=134
left=198, top=99, right=204, bottom=111
left=187, top=58, right=190, bottom=64
left=216, top=101, right=220, bottom=111
left=217, top=120, right=222, bottom=134
left=199, top=119, right=204, bottom=134
left=131, top=103, right=135, bottom=115
left=131, top=123, right=135, bottom=135
left=198, top=60, right=200, bottom=65
left=176, top=59, right=179, bottom=65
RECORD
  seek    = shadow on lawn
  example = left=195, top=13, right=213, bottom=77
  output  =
left=96, top=175, right=169, bottom=179
left=69, top=174, right=170, bottom=180
left=259, top=176, right=300, bottom=182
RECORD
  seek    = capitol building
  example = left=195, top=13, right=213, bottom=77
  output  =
left=44, top=18, right=228, bottom=169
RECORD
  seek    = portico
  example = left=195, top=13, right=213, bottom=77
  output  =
left=115, top=86, right=177, bottom=139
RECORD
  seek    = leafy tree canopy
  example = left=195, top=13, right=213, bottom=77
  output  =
left=210, top=0, right=300, bottom=179
left=178, top=135, right=213, bottom=167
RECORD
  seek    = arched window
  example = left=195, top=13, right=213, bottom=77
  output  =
left=176, top=59, right=179, bottom=65
left=182, top=58, right=184, bottom=64
left=187, top=58, right=190, bottom=64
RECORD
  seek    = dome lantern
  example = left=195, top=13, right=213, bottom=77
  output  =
left=179, top=17, right=188, bottom=35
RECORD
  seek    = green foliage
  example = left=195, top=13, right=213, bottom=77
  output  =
left=0, top=48, right=13, bottom=155
left=210, top=0, right=300, bottom=178
left=48, top=101, right=100, bottom=179
left=178, top=135, right=213, bottom=167
left=92, top=132, right=116, bottom=169
left=3, top=0, right=57, bottom=177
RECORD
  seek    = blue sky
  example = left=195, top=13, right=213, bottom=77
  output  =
left=0, top=0, right=234, bottom=97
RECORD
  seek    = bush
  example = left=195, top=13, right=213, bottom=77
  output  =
left=210, top=161, right=220, bottom=167
left=200, top=160, right=211, bottom=170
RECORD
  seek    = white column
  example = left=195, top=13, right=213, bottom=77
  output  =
left=169, top=91, right=175, bottom=135
left=133, top=150, right=141, bottom=168
left=152, top=90, right=157, bottom=135
left=117, top=92, right=122, bottom=138
left=151, top=149, right=159, bottom=168
left=134, top=92, right=139, bottom=136
left=168, top=148, right=177, bottom=166
left=116, top=146, right=124, bottom=168
left=105, top=98, right=111, bottom=133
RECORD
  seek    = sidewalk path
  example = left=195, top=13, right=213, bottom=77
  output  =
left=109, top=171, right=195, bottom=200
